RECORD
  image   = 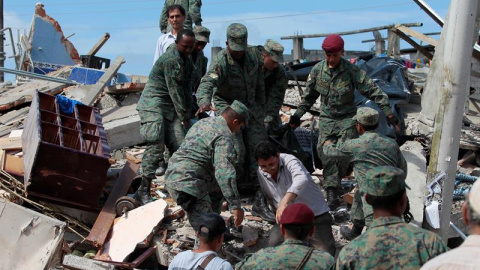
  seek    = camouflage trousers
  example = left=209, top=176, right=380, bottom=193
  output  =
left=351, top=189, right=374, bottom=227
left=233, top=115, right=268, bottom=188
left=166, top=186, right=223, bottom=229
left=316, top=116, right=358, bottom=189
left=139, top=110, right=186, bottom=179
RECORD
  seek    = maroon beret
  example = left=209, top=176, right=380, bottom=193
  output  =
left=280, top=203, right=314, bottom=225
left=322, top=34, right=344, bottom=53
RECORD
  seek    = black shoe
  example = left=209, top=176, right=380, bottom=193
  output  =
left=340, top=220, right=364, bottom=240
left=251, top=190, right=276, bottom=223
left=326, top=187, right=341, bottom=210
left=134, top=177, right=152, bottom=205
left=155, top=160, right=167, bottom=176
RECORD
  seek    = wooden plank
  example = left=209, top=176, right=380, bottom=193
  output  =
left=392, top=28, right=434, bottom=59
left=87, top=33, right=110, bottom=57
left=396, top=25, right=438, bottom=46
left=280, top=23, right=423, bottom=39
left=0, top=136, right=22, bottom=150
left=0, top=107, right=30, bottom=125
left=81, top=56, right=125, bottom=106
left=86, top=160, right=139, bottom=248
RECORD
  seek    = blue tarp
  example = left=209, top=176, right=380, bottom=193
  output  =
left=56, top=95, right=83, bottom=115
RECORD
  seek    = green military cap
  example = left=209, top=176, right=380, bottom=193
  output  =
left=264, top=39, right=284, bottom=63
left=227, top=23, right=248, bottom=51
left=353, top=107, right=379, bottom=126
left=229, top=100, right=250, bottom=124
left=362, top=166, right=409, bottom=196
left=194, top=26, right=210, bottom=43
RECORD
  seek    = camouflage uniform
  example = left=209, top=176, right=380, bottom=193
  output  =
left=256, top=40, right=287, bottom=130
left=336, top=166, right=449, bottom=270
left=137, top=46, right=194, bottom=179
left=165, top=101, right=248, bottom=228
left=196, top=23, right=266, bottom=187
left=293, top=58, right=392, bottom=189
left=323, top=108, right=407, bottom=226
left=160, top=0, right=202, bottom=33
left=235, top=239, right=335, bottom=270
left=192, top=26, right=210, bottom=92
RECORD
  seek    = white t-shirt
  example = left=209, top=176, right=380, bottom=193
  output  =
left=153, top=32, right=176, bottom=64
left=168, top=250, right=233, bottom=270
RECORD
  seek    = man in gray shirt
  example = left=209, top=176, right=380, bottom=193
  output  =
left=254, top=141, right=336, bottom=256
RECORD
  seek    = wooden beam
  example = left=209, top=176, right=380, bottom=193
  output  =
left=87, top=33, right=110, bottom=57
left=281, top=23, right=423, bottom=40
left=81, top=56, right=125, bottom=106
left=391, top=28, right=434, bottom=59
left=396, top=25, right=438, bottom=46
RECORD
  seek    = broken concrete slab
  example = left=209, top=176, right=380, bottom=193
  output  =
left=0, top=198, right=67, bottom=270
left=63, top=255, right=114, bottom=270
left=101, top=104, right=143, bottom=150
left=96, top=199, right=167, bottom=262
left=106, top=82, right=145, bottom=95
left=242, top=226, right=259, bottom=247
left=96, top=94, right=120, bottom=111
left=401, top=140, right=427, bottom=224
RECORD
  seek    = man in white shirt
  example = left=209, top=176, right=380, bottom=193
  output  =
left=168, top=213, right=233, bottom=270
left=254, top=141, right=336, bottom=256
left=421, top=178, right=480, bottom=270
left=154, top=5, right=186, bottom=64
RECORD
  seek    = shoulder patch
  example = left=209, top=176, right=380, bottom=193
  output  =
left=209, top=73, right=219, bottom=79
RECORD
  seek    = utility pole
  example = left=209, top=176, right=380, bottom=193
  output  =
left=0, top=0, right=4, bottom=83
left=427, top=0, right=479, bottom=240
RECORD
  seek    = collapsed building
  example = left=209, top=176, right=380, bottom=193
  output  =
left=0, top=1, right=479, bottom=269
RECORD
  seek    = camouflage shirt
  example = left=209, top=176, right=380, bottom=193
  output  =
left=254, top=45, right=287, bottom=123
left=137, top=46, right=194, bottom=122
left=196, top=47, right=265, bottom=120
left=165, top=116, right=241, bottom=209
left=295, top=58, right=392, bottom=119
left=235, top=239, right=335, bottom=270
left=336, top=216, right=449, bottom=270
left=323, top=130, right=407, bottom=186
left=192, top=50, right=208, bottom=91
left=160, top=0, right=202, bottom=33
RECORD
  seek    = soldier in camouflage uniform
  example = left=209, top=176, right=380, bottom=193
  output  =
left=323, top=107, right=407, bottom=240
left=289, top=34, right=394, bottom=209
left=196, top=23, right=273, bottom=220
left=192, top=26, right=210, bottom=92
left=136, top=29, right=195, bottom=205
left=165, top=101, right=249, bottom=228
left=235, top=203, right=335, bottom=270
left=255, top=39, right=287, bottom=132
left=336, top=166, right=448, bottom=270
left=160, top=0, right=202, bottom=33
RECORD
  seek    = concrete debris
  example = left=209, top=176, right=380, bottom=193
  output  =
left=63, top=254, right=114, bottom=270
left=0, top=198, right=66, bottom=270
left=242, top=226, right=259, bottom=247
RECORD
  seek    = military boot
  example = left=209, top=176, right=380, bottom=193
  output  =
left=155, top=160, right=167, bottom=176
left=340, top=219, right=365, bottom=241
left=326, top=187, right=340, bottom=210
left=251, top=190, right=276, bottom=223
left=134, top=177, right=153, bottom=206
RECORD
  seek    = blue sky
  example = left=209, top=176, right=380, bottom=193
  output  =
left=4, top=0, right=450, bottom=78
